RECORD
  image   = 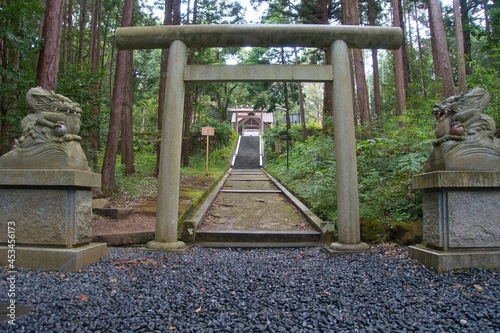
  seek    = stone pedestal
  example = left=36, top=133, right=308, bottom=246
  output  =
left=0, top=169, right=107, bottom=272
left=409, top=171, right=500, bottom=272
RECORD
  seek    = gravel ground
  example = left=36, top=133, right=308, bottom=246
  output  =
left=1, top=245, right=499, bottom=333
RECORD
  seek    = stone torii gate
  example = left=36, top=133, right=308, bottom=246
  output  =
left=115, top=24, right=402, bottom=251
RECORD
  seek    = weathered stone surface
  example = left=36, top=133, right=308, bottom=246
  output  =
left=448, top=191, right=500, bottom=248
left=92, top=198, right=110, bottom=209
left=0, top=188, right=92, bottom=247
left=0, top=87, right=90, bottom=172
left=412, top=170, right=500, bottom=271
left=408, top=245, right=500, bottom=273
left=0, top=149, right=89, bottom=171
left=93, top=208, right=133, bottom=220
left=185, top=64, right=334, bottom=83
left=0, top=169, right=101, bottom=187
left=421, top=189, right=500, bottom=250
left=413, top=171, right=500, bottom=189
left=422, top=191, right=443, bottom=248
left=0, top=169, right=100, bottom=247
left=0, top=243, right=107, bottom=272
left=425, top=88, right=500, bottom=172
left=116, top=24, right=402, bottom=50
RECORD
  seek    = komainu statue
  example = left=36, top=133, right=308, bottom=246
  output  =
left=426, top=87, right=500, bottom=171
left=0, top=87, right=89, bottom=171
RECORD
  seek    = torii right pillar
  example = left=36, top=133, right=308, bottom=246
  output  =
left=328, top=40, right=370, bottom=252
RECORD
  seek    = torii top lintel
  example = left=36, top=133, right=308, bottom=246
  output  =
left=115, top=24, right=402, bottom=50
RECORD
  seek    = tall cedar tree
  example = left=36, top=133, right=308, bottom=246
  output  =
left=89, top=0, right=103, bottom=168
left=320, top=0, right=334, bottom=135
left=62, top=0, right=74, bottom=75
left=368, top=0, right=382, bottom=117
left=459, top=0, right=472, bottom=75
left=392, top=0, right=406, bottom=119
left=453, top=0, right=467, bottom=93
left=414, top=2, right=427, bottom=97
left=101, top=0, right=134, bottom=194
left=182, top=0, right=198, bottom=167
left=342, top=0, right=371, bottom=125
left=121, top=48, right=135, bottom=175
left=77, top=0, right=87, bottom=65
left=295, top=48, right=307, bottom=141
left=36, top=0, right=65, bottom=91
left=428, top=0, right=455, bottom=97
left=155, top=0, right=180, bottom=177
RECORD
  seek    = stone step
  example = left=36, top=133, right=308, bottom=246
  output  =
left=233, top=157, right=260, bottom=169
left=93, top=208, right=133, bottom=220
left=195, top=230, right=321, bottom=243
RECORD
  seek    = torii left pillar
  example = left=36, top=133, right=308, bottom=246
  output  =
left=146, top=40, right=187, bottom=251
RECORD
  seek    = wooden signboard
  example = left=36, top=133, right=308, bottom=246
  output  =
left=201, top=126, right=215, bottom=136
left=202, top=126, right=215, bottom=175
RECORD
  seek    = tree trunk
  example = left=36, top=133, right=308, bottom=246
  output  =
left=414, top=2, right=427, bottom=97
left=343, top=0, right=371, bottom=125
left=453, top=0, right=467, bottom=94
left=36, top=0, right=65, bottom=91
left=320, top=0, right=333, bottom=135
left=89, top=0, right=102, bottom=71
left=398, top=0, right=409, bottom=94
left=460, top=0, right=472, bottom=75
left=121, top=49, right=135, bottom=175
left=392, top=0, right=406, bottom=121
left=78, top=0, right=87, bottom=65
left=155, top=0, right=177, bottom=177
left=62, top=0, right=73, bottom=75
left=294, top=48, right=307, bottom=141
left=67, top=0, right=74, bottom=65
left=181, top=0, right=197, bottom=168
left=428, top=0, right=455, bottom=97
left=427, top=0, right=442, bottom=78
left=89, top=0, right=102, bottom=169
left=182, top=81, right=194, bottom=167
left=368, top=0, right=382, bottom=118
left=322, top=50, right=334, bottom=135
left=282, top=48, right=291, bottom=133
left=353, top=49, right=370, bottom=124
left=101, top=0, right=134, bottom=194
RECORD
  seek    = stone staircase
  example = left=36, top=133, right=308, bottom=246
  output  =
left=190, top=169, right=323, bottom=247
left=233, top=136, right=261, bottom=169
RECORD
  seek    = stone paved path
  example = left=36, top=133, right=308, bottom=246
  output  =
left=195, top=169, right=321, bottom=245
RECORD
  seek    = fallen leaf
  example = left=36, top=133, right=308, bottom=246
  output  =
left=194, top=307, right=202, bottom=313
left=473, top=284, right=484, bottom=291
left=81, top=294, right=87, bottom=302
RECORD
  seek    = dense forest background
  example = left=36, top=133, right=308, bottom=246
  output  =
left=1, top=0, right=499, bottom=232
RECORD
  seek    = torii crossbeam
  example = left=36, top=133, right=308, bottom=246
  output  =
left=114, top=24, right=402, bottom=251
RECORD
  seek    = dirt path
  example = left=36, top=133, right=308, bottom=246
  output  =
left=92, top=174, right=217, bottom=236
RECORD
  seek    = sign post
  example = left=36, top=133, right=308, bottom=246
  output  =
left=201, top=126, right=215, bottom=176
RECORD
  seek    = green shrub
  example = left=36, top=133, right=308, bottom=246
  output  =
left=265, top=120, right=434, bottom=230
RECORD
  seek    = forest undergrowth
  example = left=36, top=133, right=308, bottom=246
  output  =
left=264, top=113, right=436, bottom=244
